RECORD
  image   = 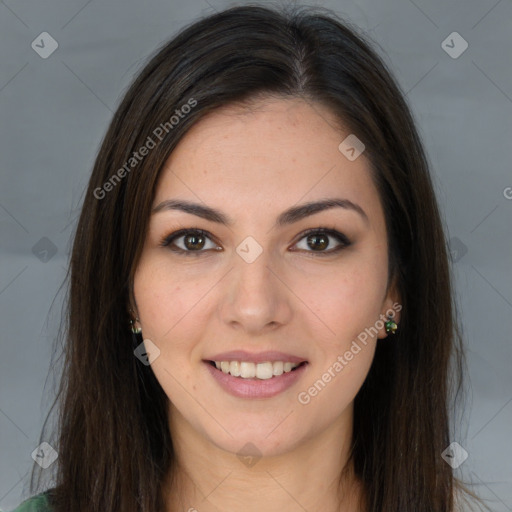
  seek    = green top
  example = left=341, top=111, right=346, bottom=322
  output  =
left=9, top=492, right=52, bottom=512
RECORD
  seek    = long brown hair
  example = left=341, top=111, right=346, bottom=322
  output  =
left=30, top=4, right=488, bottom=511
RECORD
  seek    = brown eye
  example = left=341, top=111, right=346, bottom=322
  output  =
left=292, top=228, right=351, bottom=255
left=306, top=233, right=329, bottom=251
left=160, top=229, right=220, bottom=255
left=183, top=232, right=206, bottom=250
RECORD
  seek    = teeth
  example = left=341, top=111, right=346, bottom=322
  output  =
left=273, top=361, right=284, bottom=376
left=212, top=360, right=301, bottom=379
left=256, top=362, right=273, bottom=380
left=240, top=362, right=256, bottom=378
left=230, top=360, right=241, bottom=377
left=283, top=362, right=293, bottom=372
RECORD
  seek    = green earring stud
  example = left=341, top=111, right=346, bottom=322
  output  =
left=130, top=317, right=142, bottom=334
left=128, top=308, right=142, bottom=334
left=385, top=314, right=398, bottom=334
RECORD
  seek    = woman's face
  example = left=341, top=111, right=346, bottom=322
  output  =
left=133, top=97, right=400, bottom=457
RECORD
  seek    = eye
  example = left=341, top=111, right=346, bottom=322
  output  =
left=292, top=227, right=351, bottom=256
left=160, top=227, right=351, bottom=257
left=159, top=229, right=221, bottom=256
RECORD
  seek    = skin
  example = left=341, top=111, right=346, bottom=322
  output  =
left=132, top=97, right=401, bottom=512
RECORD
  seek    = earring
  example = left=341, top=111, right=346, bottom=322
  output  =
left=129, top=310, right=142, bottom=334
left=130, top=319, right=142, bottom=334
left=384, top=314, right=398, bottom=334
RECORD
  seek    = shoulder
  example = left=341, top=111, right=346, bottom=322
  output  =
left=9, top=492, right=53, bottom=512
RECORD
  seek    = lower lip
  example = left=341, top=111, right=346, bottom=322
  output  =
left=204, top=361, right=308, bottom=399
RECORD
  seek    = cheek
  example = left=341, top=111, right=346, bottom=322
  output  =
left=296, top=267, right=380, bottom=411
left=303, top=345, right=375, bottom=417
left=133, top=258, right=212, bottom=345
left=133, top=261, right=202, bottom=396
left=296, top=259, right=386, bottom=344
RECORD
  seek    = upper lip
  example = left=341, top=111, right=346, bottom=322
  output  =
left=206, top=350, right=308, bottom=364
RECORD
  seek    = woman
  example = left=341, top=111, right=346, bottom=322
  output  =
left=14, top=4, right=489, bottom=512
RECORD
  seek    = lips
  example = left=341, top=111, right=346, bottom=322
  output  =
left=203, top=350, right=309, bottom=399
left=209, top=360, right=307, bottom=379
left=205, top=350, right=307, bottom=364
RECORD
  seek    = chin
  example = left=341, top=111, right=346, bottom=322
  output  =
left=214, top=435, right=299, bottom=460
left=202, top=416, right=308, bottom=459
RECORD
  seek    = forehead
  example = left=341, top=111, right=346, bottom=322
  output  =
left=153, top=97, right=382, bottom=227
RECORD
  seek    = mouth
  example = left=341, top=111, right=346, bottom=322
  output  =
left=203, top=357, right=309, bottom=399
left=207, top=360, right=308, bottom=380
left=203, top=350, right=309, bottom=398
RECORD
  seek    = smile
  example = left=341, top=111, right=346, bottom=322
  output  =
left=210, top=360, right=304, bottom=379
left=204, top=359, right=308, bottom=399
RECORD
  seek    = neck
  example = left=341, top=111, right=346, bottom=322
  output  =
left=163, top=405, right=364, bottom=512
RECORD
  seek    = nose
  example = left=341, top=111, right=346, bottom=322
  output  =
left=218, top=248, right=293, bottom=335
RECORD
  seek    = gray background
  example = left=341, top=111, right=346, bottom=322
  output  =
left=0, top=0, right=511, bottom=510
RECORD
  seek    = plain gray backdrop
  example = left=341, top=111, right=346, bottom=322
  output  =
left=0, top=0, right=511, bottom=510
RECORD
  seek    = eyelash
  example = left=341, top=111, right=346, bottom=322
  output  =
left=158, top=227, right=351, bottom=257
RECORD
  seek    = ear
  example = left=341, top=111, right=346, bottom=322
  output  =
left=127, top=306, right=142, bottom=333
left=126, top=283, right=141, bottom=328
left=378, top=274, right=402, bottom=339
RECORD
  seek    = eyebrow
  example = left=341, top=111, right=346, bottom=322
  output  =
left=151, top=197, right=369, bottom=228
